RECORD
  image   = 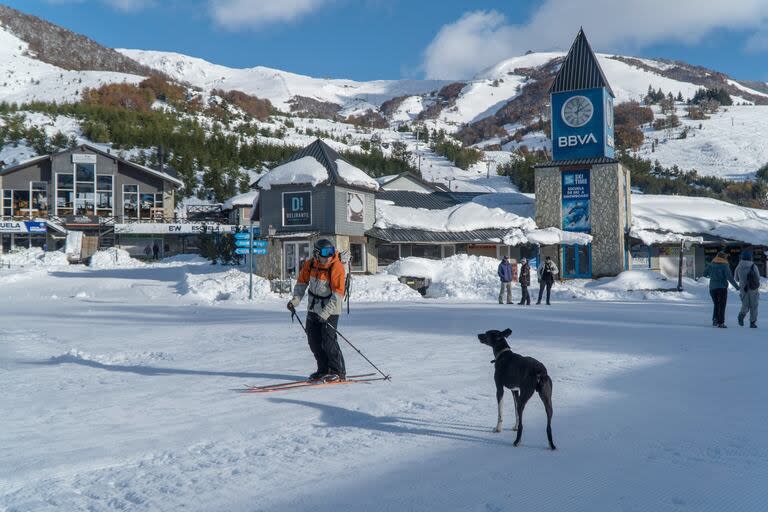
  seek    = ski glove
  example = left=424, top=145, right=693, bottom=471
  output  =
left=288, top=297, right=301, bottom=310
left=318, top=310, right=331, bottom=323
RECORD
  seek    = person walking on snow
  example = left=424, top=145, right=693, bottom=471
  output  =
left=537, top=256, right=559, bottom=305
left=287, top=239, right=347, bottom=382
left=703, top=251, right=739, bottom=328
left=734, top=250, right=760, bottom=328
left=497, top=256, right=515, bottom=304
left=518, top=257, right=531, bottom=305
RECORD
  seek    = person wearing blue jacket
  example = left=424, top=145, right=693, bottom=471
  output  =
left=703, top=251, right=739, bottom=328
left=497, top=256, right=515, bottom=304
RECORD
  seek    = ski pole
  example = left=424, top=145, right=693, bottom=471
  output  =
left=288, top=304, right=307, bottom=334
left=325, top=323, right=391, bottom=381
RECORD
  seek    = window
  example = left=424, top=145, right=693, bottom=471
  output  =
left=377, top=244, right=400, bottom=267
left=30, top=182, right=48, bottom=216
left=2, top=190, right=13, bottom=216
left=56, top=173, right=75, bottom=216
left=96, top=175, right=113, bottom=216
left=13, top=190, right=30, bottom=214
left=412, top=244, right=441, bottom=260
left=442, top=245, right=456, bottom=258
left=153, top=193, right=164, bottom=219
left=562, top=244, right=591, bottom=278
left=75, top=163, right=95, bottom=216
left=350, top=243, right=366, bottom=272
left=123, top=185, right=138, bottom=219
left=140, top=193, right=154, bottom=219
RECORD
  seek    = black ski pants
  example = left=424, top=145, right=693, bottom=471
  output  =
left=710, top=288, right=728, bottom=326
left=537, top=282, right=552, bottom=304
left=306, top=312, right=346, bottom=376
left=519, top=285, right=531, bottom=305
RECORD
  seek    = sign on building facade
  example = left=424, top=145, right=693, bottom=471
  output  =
left=561, top=170, right=591, bottom=233
left=282, top=191, right=312, bottom=226
left=0, top=221, right=47, bottom=233
left=346, top=192, right=364, bottom=223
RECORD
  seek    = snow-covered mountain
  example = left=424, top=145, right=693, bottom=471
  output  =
left=2, top=3, right=768, bottom=183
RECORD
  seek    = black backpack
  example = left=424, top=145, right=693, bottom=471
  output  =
left=747, top=264, right=760, bottom=291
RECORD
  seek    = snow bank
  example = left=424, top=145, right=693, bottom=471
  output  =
left=50, top=349, right=174, bottom=367
left=89, top=248, right=145, bottom=269
left=349, top=274, right=422, bottom=302
left=335, top=159, right=379, bottom=190
left=153, top=254, right=209, bottom=266
left=385, top=255, right=501, bottom=300
left=0, top=248, right=70, bottom=268
left=185, top=269, right=273, bottom=302
left=258, top=156, right=328, bottom=190
left=554, top=270, right=702, bottom=302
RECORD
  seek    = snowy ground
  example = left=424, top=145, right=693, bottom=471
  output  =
left=1, top=258, right=767, bottom=511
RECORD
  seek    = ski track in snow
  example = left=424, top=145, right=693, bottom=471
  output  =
left=0, top=264, right=767, bottom=511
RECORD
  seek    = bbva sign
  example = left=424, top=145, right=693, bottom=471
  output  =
left=557, top=133, right=598, bottom=148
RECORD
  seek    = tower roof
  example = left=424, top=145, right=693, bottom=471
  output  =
left=549, top=28, right=614, bottom=97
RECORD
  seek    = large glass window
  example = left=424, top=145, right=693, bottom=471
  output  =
left=75, top=163, right=95, bottom=216
left=377, top=244, right=400, bottom=267
left=30, top=182, right=48, bottom=217
left=56, top=173, right=75, bottom=216
left=13, top=190, right=30, bottom=215
left=140, top=193, right=154, bottom=219
left=96, top=175, right=113, bottom=217
left=412, top=244, right=441, bottom=260
left=123, top=185, right=138, bottom=219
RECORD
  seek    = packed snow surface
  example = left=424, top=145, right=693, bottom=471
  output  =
left=0, top=260, right=766, bottom=511
left=89, top=248, right=145, bottom=269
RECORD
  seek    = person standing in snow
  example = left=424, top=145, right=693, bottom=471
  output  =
left=152, top=242, right=160, bottom=260
left=497, top=256, right=515, bottom=304
left=734, top=249, right=760, bottom=328
left=703, top=251, right=739, bottom=328
left=537, top=256, right=559, bottom=305
left=143, top=244, right=152, bottom=259
left=287, top=239, right=347, bottom=382
left=518, top=257, right=531, bottom=305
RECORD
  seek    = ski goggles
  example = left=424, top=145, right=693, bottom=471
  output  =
left=315, top=246, right=335, bottom=258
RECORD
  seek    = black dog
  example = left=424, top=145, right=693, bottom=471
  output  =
left=478, top=328, right=556, bottom=449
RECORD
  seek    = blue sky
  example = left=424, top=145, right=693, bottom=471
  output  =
left=5, top=0, right=768, bottom=81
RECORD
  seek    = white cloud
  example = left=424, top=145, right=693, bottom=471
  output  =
left=209, top=0, right=329, bottom=30
left=423, top=1, right=768, bottom=79
left=104, top=0, right=154, bottom=12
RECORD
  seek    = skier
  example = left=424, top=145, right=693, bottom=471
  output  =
left=287, top=239, right=347, bottom=382
left=518, top=257, right=531, bottom=305
left=497, top=256, right=515, bottom=304
left=703, top=251, right=739, bottom=328
left=537, top=256, right=559, bottom=305
left=734, top=250, right=760, bottom=328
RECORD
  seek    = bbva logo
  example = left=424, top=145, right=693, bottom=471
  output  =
left=557, top=133, right=597, bottom=148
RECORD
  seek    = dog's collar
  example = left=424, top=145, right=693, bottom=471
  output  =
left=491, top=347, right=511, bottom=364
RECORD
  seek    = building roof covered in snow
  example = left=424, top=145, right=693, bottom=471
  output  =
left=223, top=190, right=259, bottom=210
left=256, top=139, right=379, bottom=191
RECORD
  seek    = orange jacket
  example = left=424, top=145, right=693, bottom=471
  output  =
left=293, top=254, right=346, bottom=317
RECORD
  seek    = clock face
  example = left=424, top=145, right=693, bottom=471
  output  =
left=561, top=95, right=594, bottom=128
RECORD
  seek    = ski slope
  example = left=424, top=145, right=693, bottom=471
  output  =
left=1, top=256, right=766, bottom=511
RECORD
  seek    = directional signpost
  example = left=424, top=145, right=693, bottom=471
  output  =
left=235, top=224, right=268, bottom=300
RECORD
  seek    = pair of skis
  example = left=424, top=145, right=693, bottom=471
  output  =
left=241, top=373, right=388, bottom=394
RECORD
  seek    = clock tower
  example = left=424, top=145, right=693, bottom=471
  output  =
left=534, top=28, right=631, bottom=279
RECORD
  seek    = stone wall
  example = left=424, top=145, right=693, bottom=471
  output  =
left=534, top=167, right=562, bottom=229
left=590, top=163, right=626, bottom=277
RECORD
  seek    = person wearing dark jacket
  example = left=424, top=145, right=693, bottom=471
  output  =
left=537, top=256, right=559, bottom=305
left=497, top=256, right=515, bottom=304
left=518, top=257, right=531, bottom=305
left=703, top=251, right=739, bottom=328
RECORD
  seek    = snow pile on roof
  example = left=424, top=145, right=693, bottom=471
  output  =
left=375, top=193, right=536, bottom=233
left=510, top=228, right=593, bottom=246
left=184, top=268, right=272, bottom=302
left=89, top=248, right=145, bottom=269
left=335, top=159, right=379, bottom=191
left=258, top=156, right=328, bottom=190
left=385, top=255, right=503, bottom=301
left=349, top=274, right=422, bottom=302
left=223, top=190, right=259, bottom=209
left=0, top=248, right=70, bottom=268
left=632, top=195, right=768, bottom=245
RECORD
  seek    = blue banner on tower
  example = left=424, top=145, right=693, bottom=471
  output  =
left=562, top=170, right=590, bottom=233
